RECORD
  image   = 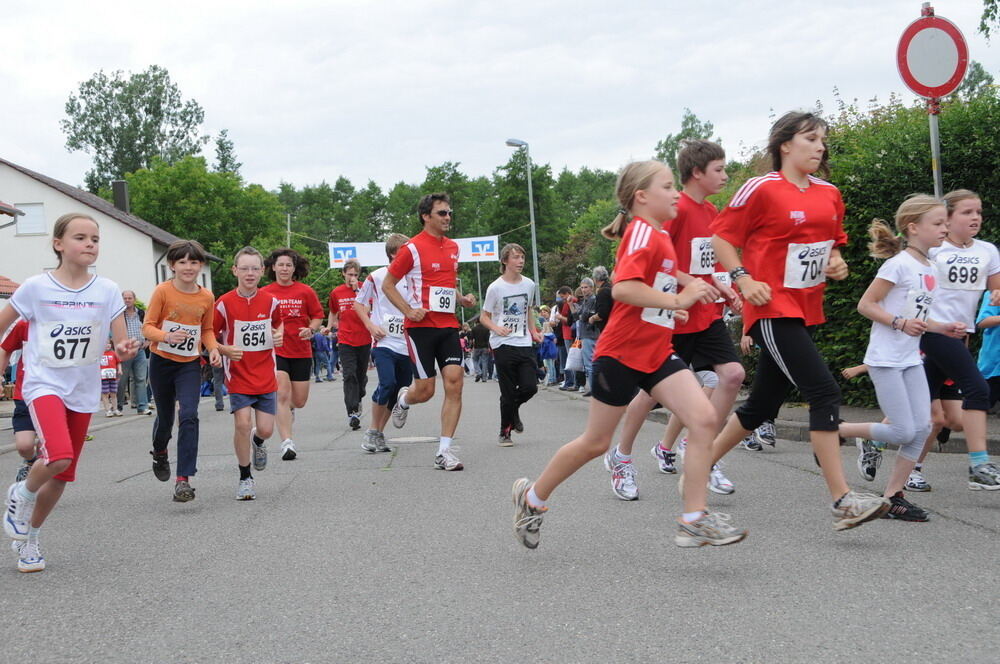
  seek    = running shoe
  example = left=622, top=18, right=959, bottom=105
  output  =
left=349, top=413, right=361, bottom=431
left=709, top=464, right=734, bottom=495
left=969, top=462, right=1000, bottom=490
left=905, top=468, right=931, bottom=492
left=831, top=490, right=890, bottom=530
left=855, top=438, right=882, bottom=482
left=675, top=512, right=748, bottom=548
left=4, top=482, right=32, bottom=540
left=173, top=480, right=195, bottom=503
left=251, top=427, right=267, bottom=471
left=753, top=420, right=777, bottom=447
left=650, top=444, right=677, bottom=474
left=138, top=408, right=152, bottom=416
left=113, top=409, right=124, bottom=417
left=883, top=491, right=929, bottom=522
left=15, top=458, right=34, bottom=484
left=281, top=439, right=297, bottom=461
left=498, top=428, right=513, bottom=447
left=511, top=477, right=546, bottom=549
left=151, top=451, right=170, bottom=482
left=434, top=449, right=464, bottom=471
left=12, top=539, right=44, bottom=573
left=608, top=459, right=638, bottom=501
left=676, top=437, right=687, bottom=460
left=738, top=434, right=762, bottom=452
left=236, top=477, right=256, bottom=501
left=362, top=430, right=379, bottom=453
left=105, top=409, right=114, bottom=418
left=374, top=432, right=391, bottom=453
left=512, top=414, right=524, bottom=434
left=391, top=387, right=409, bottom=429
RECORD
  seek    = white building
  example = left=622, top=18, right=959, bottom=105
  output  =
left=0, top=157, right=212, bottom=303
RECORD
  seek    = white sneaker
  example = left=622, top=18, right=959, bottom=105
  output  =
left=709, top=464, right=735, bottom=495
left=434, top=448, right=463, bottom=471
left=236, top=477, right=256, bottom=501
left=280, top=439, right=297, bottom=461
left=391, top=387, right=410, bottom=429
left=105, top=409, right=114, bottom=418
left=4, top=482, right=33, bottom=541
left=676, top=437, right=687, bottom=461
left=609, top=459, right=638, bottom=501
left=12, top=538, right=44, bottom=573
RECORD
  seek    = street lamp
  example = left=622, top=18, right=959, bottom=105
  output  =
left=505, top=138, right=541, bottom=303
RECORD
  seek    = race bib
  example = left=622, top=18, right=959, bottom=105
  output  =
left=713, top=271, right=731, bottom=303
left=640, top=272, right=677, bottom=329
left=101, top=367, right=117, bottom=380
left=429, top=287, right=457, bottom=313
left=160, top=320, right=201, bottom=357
left=901, top=289, right=933, bottom=323
left=384, top=314, right=405, bottom=338
left=939, top=256, right=986, bottom=291
left=235, top=319, right=274, bottom=351
left=689, top=237, right=716, bottom=275
left=784, top=240, right=834, bottom=289
left=37, top=320, right=101, bottom=368
left=502, top=313, right=526, bottom=337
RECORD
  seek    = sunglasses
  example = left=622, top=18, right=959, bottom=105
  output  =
left=434, top=210, right=453, bottom=218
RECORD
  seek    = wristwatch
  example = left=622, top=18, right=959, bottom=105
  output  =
left=730, top=266, right=751, bottom=281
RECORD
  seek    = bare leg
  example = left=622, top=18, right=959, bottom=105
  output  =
left=615, top=390, right=657, bottom=456
left=29, top=478, right=67, bottom=528
left=440, top=365, right=464, bottom=438
left=233, top=407, right=253, bottom=467
left=371, top=403, right=391, bottom=431
left=884, top=456, right=918, bottom=497
left=812, top=430, right=850, bottom=500
left=404, top=376, right=436, bottom=405
left=711, top=414, right=753, bottom=465
left=276, top=372, right=294, bottom=441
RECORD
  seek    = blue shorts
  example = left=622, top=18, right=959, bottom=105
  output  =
left=229, top=392, right=277, bottom=415
left=371, top=347, right=414, bottom=407
left=12, top=400, right=33, bottom=433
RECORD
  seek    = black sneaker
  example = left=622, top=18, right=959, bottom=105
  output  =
left=753, top=420, right=776, bottom=447
left=883, top=491, right=929, bottom=522
left=512, top=415, right=524, bottom=434
left=151, top=451, right=170, bottom=482
left=349, top=413, right=361, bottom=431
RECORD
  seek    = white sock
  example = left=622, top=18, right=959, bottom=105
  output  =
left=527, top=486, right=546, bottom=509
left=437, top=436, right=453, bottom=455
left=682, top=511, right=705, bottom=523
left=17, top=482, right=36, bottom=501
left=614, top=446, right=632, bottom=463
left=398, top=394, right=409, bottom=409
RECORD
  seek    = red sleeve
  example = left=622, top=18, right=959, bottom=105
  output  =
left=612, top=224, right=658, bottom=284
left=306, top=287, right=323, bottom=320
left=213, top=299, right=226, bottom=340
left=833, top=191, right=848, bottom=248
left=387, top=244, right=414, bottom=280
left=271, top=297, right=282, bottom=328
left=0, top=320, right=27, bottom=352
left=327, top=291, right=336, bottom=315
left=711, top=179, right=762, bottom=249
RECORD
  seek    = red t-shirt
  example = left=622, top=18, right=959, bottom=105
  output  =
left=559, top=301, right=575, bottom=340
left=386, top=230, right=461, bottom=329
left=261, top=281, right=324, bottom=359
left=670, top=192, right=724, bottom=334
left=593, top=216, right=680, bottom=373
left=711, top=172, right=847, bottom=333
left=329, top=284, right=371, bottom=347
left=214, top=289, right=282, bottom=395
left=1, top=320, right=28, bottom=401
left=100, top=351, right=120, bottom=380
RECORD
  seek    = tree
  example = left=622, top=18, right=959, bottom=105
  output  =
left=213, top=129, right=242, bottom=175
left=654, top=109, right=718, bottom=171
left=953, top=61, right=995, bottom=101
left=61, top=65, right=209, bottom=192
left=981, top=0, right=999, bottom=37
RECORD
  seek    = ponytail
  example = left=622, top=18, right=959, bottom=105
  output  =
left=602, top=208, right=631, bottom=240
left=867, top=219, right=902, bottom=259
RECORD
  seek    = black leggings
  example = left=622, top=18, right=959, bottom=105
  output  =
left=737, top=318, right=840, bottom=432
left=920, top=332, right=990, bottom=411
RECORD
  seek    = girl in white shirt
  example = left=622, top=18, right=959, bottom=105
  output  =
left=838, top=196, right=965, bottom=521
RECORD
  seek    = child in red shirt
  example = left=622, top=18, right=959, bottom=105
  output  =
left=0, top=320, right=37, bottom=482
left=100, top=340, right=121, bottom=416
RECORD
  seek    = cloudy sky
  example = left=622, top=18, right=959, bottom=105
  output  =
left=3, top=1, right=997, bottom=192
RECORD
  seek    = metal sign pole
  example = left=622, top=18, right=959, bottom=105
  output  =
left=476, top=262, right=482, bottom=309
left=928, top=98, right=943, bottom=199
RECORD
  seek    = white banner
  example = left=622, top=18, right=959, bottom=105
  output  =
left=329, top=235, right=500, bottom=268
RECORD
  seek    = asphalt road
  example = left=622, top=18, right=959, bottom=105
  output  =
left=0, top=372, right=997, bottom=663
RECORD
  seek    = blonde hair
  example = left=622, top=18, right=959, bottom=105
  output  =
left=868, top=194, right=943, bottom=259
left=943, top=189, right=980, bottom=215
left=233, top=246, right=264, bottom=266
left=602, top=161, right=668, bottom=239
left=52, top=213, right=98, bottom=264
left=384, top=234, right=409, bottom=261
left=499, top=242, right=525, bottom=273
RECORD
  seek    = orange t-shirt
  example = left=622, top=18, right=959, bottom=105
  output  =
left=143, top=281, right=218, bottom=362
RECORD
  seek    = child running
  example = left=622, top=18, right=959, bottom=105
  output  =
left=480, top=243, right=542, bottom=446
left=512, top=160, right=747, bottom=549
left=0, top=320, right=38, bottom=482
left=354, top=234, right=414, bottom=453
left=838, top=195, right=964, bottom=521
left=707, top=111, right=890, bottom=530
left=1, top=213, right=138, bottom=572
left=214, top=247, right=284, bottom=500
left=143, top=240, right=222, bottom=503
left=262, top=248, right=324, bottom=461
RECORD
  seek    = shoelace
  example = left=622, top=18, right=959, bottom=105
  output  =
left=840, top=491, right=885, bottom=512
left=760, top=421, right=776, bottom=438
left=861, top=451, right=883, bottom=469
left=613, top=462, right=637, bottom=487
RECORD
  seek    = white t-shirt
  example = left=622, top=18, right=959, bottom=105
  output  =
left=864, top=251, right=938, bottom=368
left=930, top=238, right=1000, bottom=332
left=355, top=266, right=409, bottom=356
left=9, top=273, right=125, bottom=412
left=483, top=276, right=536, bottom=349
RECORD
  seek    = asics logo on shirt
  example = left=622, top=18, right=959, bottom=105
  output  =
left=661, top=258, right=675, bottom=270
left=946, top=254, right=981, bottom=265
left=790, top=211, right=806, bottom=225
left=49, top=324, right=93, bottom=337
left=798, top=245, right=829, bottom=260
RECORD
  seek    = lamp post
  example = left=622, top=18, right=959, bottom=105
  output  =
left=505, top=138, right=541, bottom=303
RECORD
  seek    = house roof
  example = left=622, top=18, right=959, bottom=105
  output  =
left=0, top=275, right=19, bottom=297
left=0, top=157, right=217, bottom=259
left=0, top=200, right=23, bottom=217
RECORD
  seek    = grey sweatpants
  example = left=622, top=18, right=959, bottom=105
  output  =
left=868, top=364, right=932, bottom=461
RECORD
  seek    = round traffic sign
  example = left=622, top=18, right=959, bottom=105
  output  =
left=897, top=14, right=968, bottom=98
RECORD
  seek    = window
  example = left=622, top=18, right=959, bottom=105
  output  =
left=15, top=203, right=45, bottom=235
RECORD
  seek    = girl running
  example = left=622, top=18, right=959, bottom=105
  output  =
left=512, top=160, right=747, bottom=549
left=838, top=195, right=964, bottom=520
left=262, top=248, right=324, bottom=461
left=1, top=213, right=139, bottom=572
left=914, top=189, right=1000, bottom=489
left=707, top=111, right=890, bottom=530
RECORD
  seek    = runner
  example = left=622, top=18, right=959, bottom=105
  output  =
left=512, top=160, right=747, bottom=549
left=327, top=259, right=372, bottom=431
left=479, top=243, right=542, bottom=447
left=353, top=234, right=413, bottom=453
left=215, top=247, right=284, bottom=500
left=707, top=111, right=890, bottom=530
left=1, top=212, right=139, bottom=572
left=142, top=240, right=222, bottom=503
left=914, top=189, right=1000, bottom=490
left=838, top=195, right=965, bottom=520
left=262, top=248, right=324, bottom=460
left=0, top=319, right=38, bottom=482
left=382, top=193, right=477, bottom=471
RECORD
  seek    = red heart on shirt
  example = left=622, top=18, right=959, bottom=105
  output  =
left=923, top=274, right=936, bottom=291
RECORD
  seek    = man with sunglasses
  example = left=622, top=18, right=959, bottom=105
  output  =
left=383, top=193, right=477, bottom=470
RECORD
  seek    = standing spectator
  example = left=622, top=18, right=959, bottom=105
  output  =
left=555, top=286, right=578, bottom=390
left=471, top=317, right=492, bottom=381
left=116, top=290, right=151, bottom=415
left=327, top=328, right=339, bottom=380
left=576, top=277, right=598, bottom=396
left=312, top=330, right=330, bottom=382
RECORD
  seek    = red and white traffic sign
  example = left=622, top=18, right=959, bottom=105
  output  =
left=897, top=10, right=969, bottom=98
